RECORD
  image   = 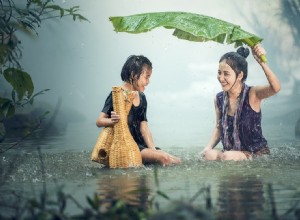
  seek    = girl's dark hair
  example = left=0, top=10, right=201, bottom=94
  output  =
left=219, top=46, right=250, bottom=81
left=121, top=55, right=152, bottom=83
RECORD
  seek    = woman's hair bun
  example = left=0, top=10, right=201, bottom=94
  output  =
left=237, top=46, right=250, bottom=58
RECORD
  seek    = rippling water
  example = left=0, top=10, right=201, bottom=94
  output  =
left=1, top=121, right=300, bottom=219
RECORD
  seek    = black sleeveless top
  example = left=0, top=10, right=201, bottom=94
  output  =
left=101, top=91, right=148, bottom=150
left=216, top=87, right=268, bottom=153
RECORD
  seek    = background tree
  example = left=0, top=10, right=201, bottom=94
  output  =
left=0, top=0, right=88, bottom=142
left=280, top=0, right=300, bottom=138
left=281, top=0, right=300, bottom=47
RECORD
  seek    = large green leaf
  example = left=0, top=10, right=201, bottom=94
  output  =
left=110, top=12, right=262, bottom=44
left=110, top=12, right=266, bottom=62
left=3, top=68, right=34, bottom=100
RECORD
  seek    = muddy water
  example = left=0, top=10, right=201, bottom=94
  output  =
left=0, top=122, right=300, bottom=219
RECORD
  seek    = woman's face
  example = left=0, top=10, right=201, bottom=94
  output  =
left=217, top=61, right=238, bottom=92
left=133, top=65, right=152, bottom=92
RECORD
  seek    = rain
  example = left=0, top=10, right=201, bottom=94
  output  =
left=1, top=0, right=300, bottom=219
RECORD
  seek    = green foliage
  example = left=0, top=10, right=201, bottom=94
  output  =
left=1, top=0, right=89, bottom=67
left=2, top=162, right=299, bottom=220
left=0, top=0, right=88, bottom=143
left=0, top=97, right=15, bottom=118
left=0, top=44, right=9, bottom=65
left=109, top=12, right=267, bottom=62
left=0, top=87, right=49, bottom=120
left=109, top=12, right=262, bottom=46
left=0, top=166, right=215, bottom=220
left=0, top=185, right=150, bottom=220
left=3, top=68, right=34, bottom=100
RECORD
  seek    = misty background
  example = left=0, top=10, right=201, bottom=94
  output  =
left=16, top=0, right=300, bottom=150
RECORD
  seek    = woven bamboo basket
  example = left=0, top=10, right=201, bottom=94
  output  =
left=109, top=86, right=142, bottom=168
left=90, top=126, right=113, bottom=166
left=91, top=86, right=142, bottom=168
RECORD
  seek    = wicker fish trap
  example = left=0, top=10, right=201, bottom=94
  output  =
left=109, top=86, right=142, bottom=168
left=90, top=126, right=113, bottom=166
left=91, top=86, right=142, bottom=168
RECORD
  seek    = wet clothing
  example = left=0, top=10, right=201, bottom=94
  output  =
left=221, top=84, right=250, bottom=150
left=216, top=86, right=269, bottom=154
left=101, top=91, right=149, bottom=151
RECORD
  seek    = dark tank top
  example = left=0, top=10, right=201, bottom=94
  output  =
left=101, top=91, right=148, bottom=150
left=216, top=87, right=268, bottom=153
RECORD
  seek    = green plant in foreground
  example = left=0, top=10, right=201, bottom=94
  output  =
left=1, top=165, right=300, bottom=220
left=0, top=165, right=212, bottom=220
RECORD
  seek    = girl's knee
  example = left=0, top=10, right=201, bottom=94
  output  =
left=142, top=149, right=180, bottom=166
left=158, top=153, right=170, bottom=165
left=158, top=152, right=180, bottom=165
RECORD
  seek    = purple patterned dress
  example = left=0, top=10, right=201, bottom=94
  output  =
left=216, top=87, right=268, bottom=153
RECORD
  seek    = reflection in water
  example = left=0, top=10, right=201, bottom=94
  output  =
left=217, top=175, right=264, bottom=220
left=96, top=170, right=151, bottom=212
left=266, top=184, right=300, bottom=220
left=216, top=174, right=300, bottom=220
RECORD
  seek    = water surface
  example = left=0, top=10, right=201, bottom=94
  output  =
left=1, top=122, right=300, bottom=219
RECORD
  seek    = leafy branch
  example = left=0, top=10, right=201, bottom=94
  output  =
left=0, top=0, right=88, bottom=143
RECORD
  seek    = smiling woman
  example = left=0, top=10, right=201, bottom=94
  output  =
left=201, top=44, right=281, bottom=161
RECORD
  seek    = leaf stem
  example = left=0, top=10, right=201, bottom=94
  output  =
left=243, top=39, right=267, bottom=63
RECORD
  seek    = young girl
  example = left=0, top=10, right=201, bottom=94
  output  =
left=96, top=55, right=181, bottom=166
left=202, top=44, right=281, bottom=161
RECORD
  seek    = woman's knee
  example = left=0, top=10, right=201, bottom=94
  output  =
left=204, top=150, right=219, bottom=160
left=220, top=152, right=231, bottom=160
left=221, top=151, right=247, bottom=161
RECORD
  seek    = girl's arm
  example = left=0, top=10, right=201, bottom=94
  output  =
left=202, top=97, right=221, bottom=152
left=140, top=121, right=156, bottom=150
left=251, top=44, right=281, bottom=102
left=96, top=111, right=120, bottom=127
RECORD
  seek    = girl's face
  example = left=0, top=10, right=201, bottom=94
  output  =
left=133, top=66, right=152, bottom=92
left=217, top=61, right=240, bottom=92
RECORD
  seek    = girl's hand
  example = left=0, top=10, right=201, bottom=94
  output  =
left=110, top=111, right=120, bottom=124
left=252, top=44, right=266, bottom=64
